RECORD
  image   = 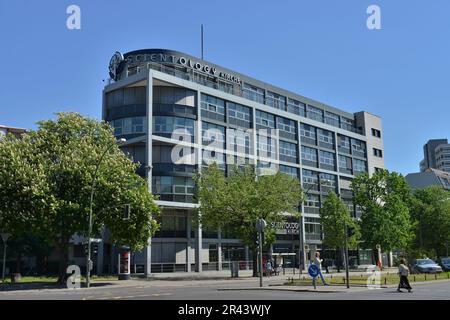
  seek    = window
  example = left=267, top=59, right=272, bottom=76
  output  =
left=266, top=91, right=286, bottom=110
left=302, top=169, right=318, bottom=186
left=152, top=176, right=195, bottom=195
left=227, top=128, right=252, bottom=155
left=257, top=134, right=277, bottom=157
left=200, top=94, right=225, bottom=115
left=324, top=112, right=340, bottom=127
left=351, top=139, right=366, bottom=158
left=339, top=155, right=352, bottom=173
left=287, top=98, right=306, bottom=116
left=305, top=217, right=321, bottom=240
left=202, top=150, right=226, bottom=170
left=373, top=148, right=383, bottom=158
left=153, top=116, right=195, bottom=139
left=202, top=122, right=225, bottom=148
left=306, top=105, right=324, bottom=122
left=319, top=150, right=335, bottom=167
left=279, top=141, right=298, bottom=163
left=256, top=110, right=275, bottom=128
left=279, top=165, right=299, bottom=179
left=227, top=102, right=252, bottom=126
left=304, top=194, right=320, bottom=208
left=341, top=117, right=356, bottom=132
left=353, top=159, right=367, bottom=173
left=276, top=117, right=296, bottom=139
left=300, top=123, right=317, bottom=143
left=338, top=135, right=351, bottom=151
left=112, top=117, right=146, bottom=135
left=320, top=173, right=337, bottom=191
left=242, top=83, right=264, bottom=104
left=374, top=167, right=384, bottom=173
left=371, top=128, right=381, bottom=138
left=317, top=128, right=334, bottom=148
left=301, top=146, right=318, bottom=162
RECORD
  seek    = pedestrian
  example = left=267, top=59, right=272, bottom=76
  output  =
left=265, top=260, right=272, bottom=277
left=397, top=258, right=413, bottom=293
left=312, top=251, right=328, bottom=285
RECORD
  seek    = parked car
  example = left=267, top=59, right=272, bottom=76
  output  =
left=438, top=257, right=450, bottom=271
left=411, top=259, right=443, bottom=274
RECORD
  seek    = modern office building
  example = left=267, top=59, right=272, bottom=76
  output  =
left=100, top=49, right=385, bottom=274
left=420, top=139, right=450, bottom=173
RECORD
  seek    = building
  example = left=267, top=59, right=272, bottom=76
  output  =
left=100, top=49, right=386, bottom=274
left=0, top=125, right=26, bottom=139
left=420, top=139, right=450, bottom=173
left=406, top=168, right=450, bottom=191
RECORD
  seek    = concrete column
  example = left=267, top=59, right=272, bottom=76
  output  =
left=217, top=228, right=223, bottom=271
left=110, top=244, right=116, bottom=274
left=144, top=70, right=154, bottom=277
left=186, top=212, right=192, bottom=272
left=195, top=212, right=203, bottom=273
left=245, top=245, right=250, bottom=270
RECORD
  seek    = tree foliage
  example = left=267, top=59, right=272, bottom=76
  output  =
left=0, top=113, right=159, bottom=281
left=409, top=186, right=450, bottom=258
left=320, top=191, right=360, bottom=249
left=195, top=164, right=303, bottom=274
left=351, top=169, right=413, bottom=252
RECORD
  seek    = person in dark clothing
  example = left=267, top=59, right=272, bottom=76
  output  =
left=397, top=258, right=413, bottom=293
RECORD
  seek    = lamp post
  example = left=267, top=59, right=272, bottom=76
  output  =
left=256, top=218, right=266, bottom=288
left=299, top=184, right=314, bottom=277
left=86, top=138, right=126, bottom=288
left=1, top=233, right=11, bottom=284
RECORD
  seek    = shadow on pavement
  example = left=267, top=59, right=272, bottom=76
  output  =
left=0, top=282, right=114, bottom=292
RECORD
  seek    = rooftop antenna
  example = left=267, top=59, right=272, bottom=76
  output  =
left=201, top=24, right=204, bottom=60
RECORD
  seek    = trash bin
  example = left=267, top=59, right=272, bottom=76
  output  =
left=230, top=261, right=239, bottom=278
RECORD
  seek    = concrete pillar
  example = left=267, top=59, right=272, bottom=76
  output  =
left=195, top=212, right=203, bottom=273
left=186, top=212, right=192, bottom=272
left=217, top=229, right=223, bottom=271
left=144, top=238, right=152, bottom=277
left=110, top=244, right=116, bottom=274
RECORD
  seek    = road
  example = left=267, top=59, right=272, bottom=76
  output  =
left=0, top=277, right=449, bottom=300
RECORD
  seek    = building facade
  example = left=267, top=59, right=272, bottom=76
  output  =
left=101, top=49, right=385, bottom=274
left=420, top=139, right=450, bottom=173
left=0, top=125, right=26, bottom=139
left=406, top=168, right=450, bottom=191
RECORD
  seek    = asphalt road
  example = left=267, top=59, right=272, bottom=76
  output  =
left=0, top=278, right=449, bottom=300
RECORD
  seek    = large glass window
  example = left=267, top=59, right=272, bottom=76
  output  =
left=266, top=91, right=286, bottom=110
left=317, top=128, right=335, bottom=149
left=112, top=117, right=146, bottom=135
left=300, top=123, right=317, bottom=144
left=227, top=128, right=252, bottom=156
left=242, top=83, right=264, bottom=104
left=153, top=116, right=195, bottom=141
left=341, top=117, right=356, bottom=132
left=339, top=155, right=352, bottom=174
left=202, top=122, right=226, bottom=149
left=202, top=150, right=226, bottom=170
left=287, top=98, right=306, bottom=117
left=227, top=102, right=252, bottom=127
left=276, top=117, right=297, bottom=138
left=256, top=110, right=275, bottom=129
left=279, top=141, right=298, bottom=163
left=338, top=135, right=351, bottom=153
left=302, top=169, right=319, bottom=189
left=305, top=217, right=321, bottom=241
left=353, top=159, right=367, bottom=174
left=324, top=111, right=340, bottom=127
left=257, top=134, right=277, bottom=158
left=279, top=165, right=299, bottom=179
left=319, top=150, right=335, bottom=168
left=152, top=176, right=195, bottom=195
left=201, top=94, right=225, bottom=114
left=306, top=105, right=324, bottom=123
left=351, top=139, right=367, bottom=158
left=320, top=173, right=337, bottom=192
left=301, top=146, right=318, bottom=164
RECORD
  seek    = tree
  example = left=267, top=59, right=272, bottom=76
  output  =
left=195, top=164, right=303, bottom=276
left=410, top=186, right=450, bottom=259
left=351, top=170, right=413, bottom=256
left=0, top=113, right=160, bottom=283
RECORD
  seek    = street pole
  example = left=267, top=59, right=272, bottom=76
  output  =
left=86, top=138, right=126, bottom=288
left=1, top=233, right=11, bottom=284
left=259, top=230, right=263, bottom=288
left=344, top=222, right=350, bottom=289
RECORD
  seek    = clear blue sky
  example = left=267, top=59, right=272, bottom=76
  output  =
left=1, top=0, right=449, bottom=175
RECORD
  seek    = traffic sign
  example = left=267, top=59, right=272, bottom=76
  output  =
left=256, top=218, right=267, bottom=232
left=308, top=264, right=320, bottom=278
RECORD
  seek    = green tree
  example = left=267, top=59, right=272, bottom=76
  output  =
left=351, top=170, right=413, bottom=256
left=410, top=186, right=450, bottom=258
left=0, top=113, right=160, bottom=283
left=195, top=164, right=303, bottom=276
left=321, top=191, right=360, bottom=249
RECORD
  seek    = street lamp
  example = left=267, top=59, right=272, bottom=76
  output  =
left=1, top=232, right=11, bottom=284
left=299, top=184, right=314, bottom=276
left=86, top=138, right=126, bottom=288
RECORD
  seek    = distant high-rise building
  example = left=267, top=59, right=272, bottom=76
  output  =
left=420, top=139, right=450, bottom=173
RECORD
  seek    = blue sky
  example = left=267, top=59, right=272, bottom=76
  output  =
left=0, top=0, right=449, bottom=175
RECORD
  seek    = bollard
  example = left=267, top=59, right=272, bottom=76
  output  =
left=425, top=275, right=427, bottom=281
left=384, top=277, right=387, bottom=285
left=414, top=275, right=416, bottom=282
left=293, top=267, right=295, bottom=275
left=435, top=274, right=437, bottom=280
left=283, top=267, right=285, bottom=275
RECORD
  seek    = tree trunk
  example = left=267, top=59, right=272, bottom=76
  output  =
left=336, top=247, right=341, bottom=273
left=15, top=252, right=22, bottom=273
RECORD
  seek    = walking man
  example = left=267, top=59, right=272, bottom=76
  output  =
left=397, top=258, right=413, bottom=293
left=312, top=251, right=328, bottom=285
left=265, top=259, right=272, bottom=277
